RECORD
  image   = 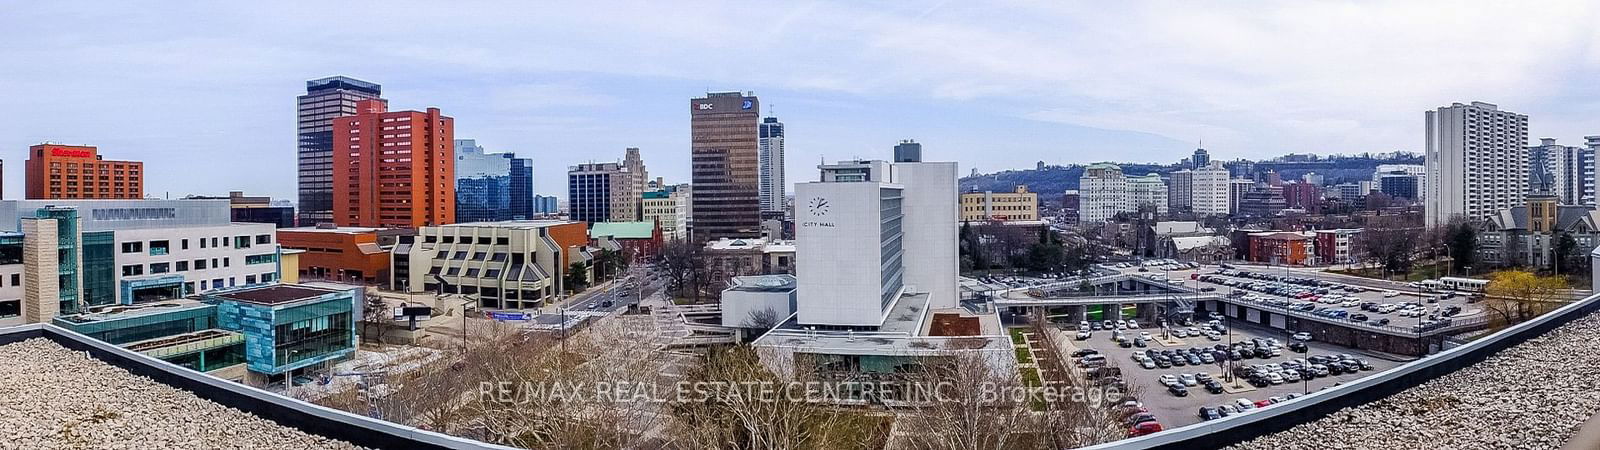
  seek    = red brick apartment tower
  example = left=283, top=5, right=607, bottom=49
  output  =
left=331, top=99, right=454, bottom=228
left=25, top=144, right=144, bottom=199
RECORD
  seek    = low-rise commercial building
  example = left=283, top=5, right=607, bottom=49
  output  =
left=188, top=191, right=295, bottom=228
left=1247, top=231, right=1314, bottom=265
left=719, top=274, right=796, bottom=334
left=0, top=200, right=282, bottom=326
left=704, top=237, right=794, bottom=290
left=960, top=185, right=1039, bottom=222
left=588, top=221, right=663, bottom=260
left=276, top=226, right=390, bottom=284
left=641, top=190, right=687, bottom=241
left=391, top=220, right=591, bottom=309
left=1314, top=228, right=1362, bottom=267
left=211, top=284, right=357, bottom=384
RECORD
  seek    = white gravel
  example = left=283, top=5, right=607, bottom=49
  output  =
left=0, top=338, right=367, bottom=450
left=1231, top=312, right=1600, bottom=450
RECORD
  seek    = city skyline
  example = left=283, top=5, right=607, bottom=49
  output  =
left=7, top=2, right=1600, bottom=203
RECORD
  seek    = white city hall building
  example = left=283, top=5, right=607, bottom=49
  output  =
left=746, top=155, right=1008, bottom=383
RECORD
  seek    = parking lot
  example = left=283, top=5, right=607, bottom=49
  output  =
left=1063, top=319, right=1406, bottom=429
left=1106, top=262, right=1487, bottom=334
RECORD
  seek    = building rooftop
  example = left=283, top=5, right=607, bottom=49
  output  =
left=0, top=324, right=516, bottom=449
left=445, top=220, right=580, bottom=230
left=589, top=221, right=656, bottom=240
left=55, top=299, right=213, bottom=324
left=0, top=337, right=364, bottom=449
left=280, top=226, right=385, bottom=234
left=214, top=284, right=344, bottom=306
left=706, top=237, right=770, bottom=251
left=728, top=274, right=796, bottom=292
left=762, top=241, right=796, bottom=253
left=754, top=293, right=1008, bottom=356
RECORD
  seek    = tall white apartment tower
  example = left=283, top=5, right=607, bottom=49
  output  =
left=1168, top=170, right=1193, bottom=214
left=1192, top=162, right=1232, bottom=216
left=1079, top=163, right=1128, bottom=223
left=1127, top=174, right=1168, bottom=216
left=1531, top=138, right=1596, bottom=206
left=758, top=117, right=786, bottom=214
left=1425, top=102, right=1529, bottom=227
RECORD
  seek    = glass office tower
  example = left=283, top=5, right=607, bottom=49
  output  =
left=454, top=139, right=534, bottom=222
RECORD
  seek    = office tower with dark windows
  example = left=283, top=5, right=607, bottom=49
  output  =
left=297, top=76, right=383, bottom=226
left=689, top=92, right=761, bottom=241
left=1192, top=147, right=1210, bottom=169
left=455, top=139, right=535, bottom=222
left=894, top=139, right=922, bottom=163
left=758, top=117, right=786, bottom=215
left=567, top=162, right=620, bottom=224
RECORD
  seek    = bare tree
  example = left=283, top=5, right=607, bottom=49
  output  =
left=360, top=287, right=391, bottom=344
left=742, top=307, right=782, bottom=331
left=657, top=240, right=711, bottom=302
left=895, top=349, right=1038, bottom=450
left=666, top=346, right=889, bottom=450
left=1352, top=216, right=1421, bottom=277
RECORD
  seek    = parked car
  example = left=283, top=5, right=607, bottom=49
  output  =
left=1291, top=332, right=1313, bottom=341
left=1129, top=421, right=1164, bottom=437
left=1180, top=373, right=1198, bottom=386
left=1198, top=407, right=1222, bottom=421
left=1168, top=384, right=1190, bottom=396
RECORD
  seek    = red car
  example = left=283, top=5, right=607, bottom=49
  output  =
left=1190, top=273, right=1200, bottom=280
left=1254, top=399, right=1273, bottom=408
left=1128, top=421, right=1163, bottom=437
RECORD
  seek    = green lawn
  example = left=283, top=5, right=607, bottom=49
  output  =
left=1330, top=260, right=1465, bottom=282
left=1014, top=347, right=1033, bottom=364
left=1009, top=327, right=1027, bottom=345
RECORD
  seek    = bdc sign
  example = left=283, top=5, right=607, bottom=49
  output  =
left=698, top=103, right=714, bottom=110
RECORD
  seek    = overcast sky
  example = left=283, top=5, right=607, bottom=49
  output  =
left=5, top=1, right=1600, bottom=202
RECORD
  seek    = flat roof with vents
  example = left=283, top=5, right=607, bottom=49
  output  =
left=215, top=284, right=344, bottom=305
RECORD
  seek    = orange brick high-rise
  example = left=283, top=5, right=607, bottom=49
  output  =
left=25, top=144, right=144, bottom=199
left=331, top=99, right=454, bottom=228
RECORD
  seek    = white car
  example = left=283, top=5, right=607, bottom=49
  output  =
left=1128, top=320, right=1141, bottom=329
left=1180, top=374, right=1198, bottom=386
left=1172, top=329, right=1189, bottom=338
left=1141, top=359, right=1157, bottom=369
left=1291, top=332, right=1313, bottom=341
left=1383, top=290, right=1400, bottom=298
left=1235, top=398, right=1255, bottom=410
left=1139, top=332, right=1152, bottom=340
left=1266, top=372, right=1285, bottom=384
left=1159, top=374, right=1180, bottom=386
